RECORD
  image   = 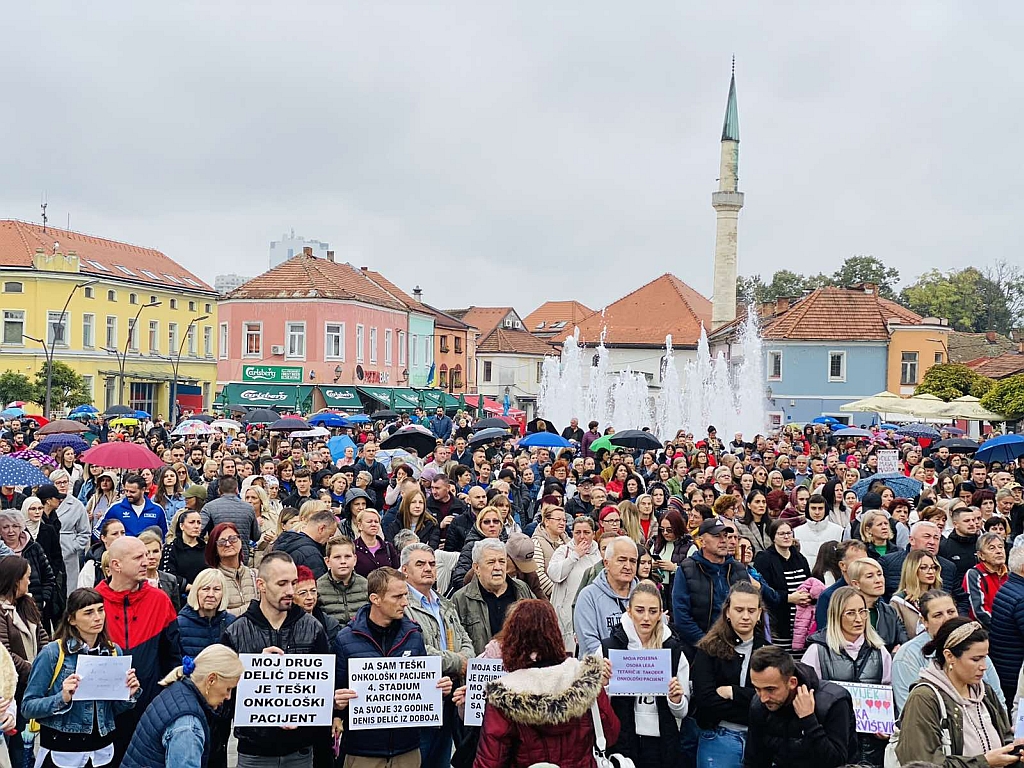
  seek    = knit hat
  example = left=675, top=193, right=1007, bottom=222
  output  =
left=183, top=484, right=207, bottom=501
left=667, top=496, right=686, bottom=516
left=505, top=533, right=536, bottom=573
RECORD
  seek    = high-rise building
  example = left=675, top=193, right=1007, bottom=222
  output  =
left=269, top=229, right=329, bottom=267
left=214, top=273, right=251, bottom=295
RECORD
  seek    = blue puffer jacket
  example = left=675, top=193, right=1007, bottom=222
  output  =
left=989, top=571, right=1024, bottom=698
left=176, top=606, right=236, bottom=659
left=22, top=639, right=138, bottom=737
left=334, top=604, right=429, bottom=759
left=122, top=678, right=212, bottom=768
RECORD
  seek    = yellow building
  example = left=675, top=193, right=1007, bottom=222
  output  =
left=0, top=220, right=218, bottom=417
left=886, top=316, right=951, bottom=396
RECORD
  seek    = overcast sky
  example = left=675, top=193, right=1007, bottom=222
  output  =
left=2, top=2, right=1021, bottom=317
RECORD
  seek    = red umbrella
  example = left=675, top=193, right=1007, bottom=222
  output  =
left=80, top=442, right=164, bottom=470
left=23, top=415, right=49, bottom=427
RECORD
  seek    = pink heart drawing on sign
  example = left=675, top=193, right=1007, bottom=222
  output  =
left=865, top=699, right=874, bottom=708
left=882, top=701, right=891, bottom=710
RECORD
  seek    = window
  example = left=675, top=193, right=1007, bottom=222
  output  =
left=439, top=335, right=450, bottom=353
left=141, top=270, right=159, bottom=281
left=356, top=325, right=364, bottom=363
left=243, top=322, right=262, bottom=357
left=2, top=311, right=25, bottom=345
left=767, top=351, right=782, bottom=381
left=203, top=326, right=212, bottom=358
left=81, top=375, right=93, bottom=402
left=105, top=316, right=118, bottom=349
left=82, top=314, right=95, bottom=348
left=452, top=365, right=463, bottom=389
left=115, top=265, right=136, bottom=277
left=184, top=278, right=202, bottom=288
left=47, top=311, right=68, bottom=347
left=454, top=336, right=462, bottom=354
left=369, top=328, right=378, bottom=364
left=168, top=322, right=178, bottom=352
left=935, top=351, right=944, bottom=365
left=169, top=299, right=178, bottom=310
left=398, top=331, right=406, bottom=366
left=483, top=361, right=493, bottom=382
left=129, top=293, right=138, bottom=305
left=163, top=274, right=181, bottom=285
left=107, top=289, right=117, bottom=302
left=439, top=365, right=449, bottom=388
left=189, top=301, right=196, bottom=312
left=128, top=318, right=140, bottom=351
left=384, top=329, right=393, bottom=365
left=219, top=323, right=228, bottom=359
left=83, top=286, right=94, bottom=299
left=536, top=361, right=544, bottom=383
left=423, top=336, right=432, bottom=365
left=149, top=320, right=159, bottom=353
left=150, top=296, right=158, bottom=304
left=828, top=351, right=846, bottom=382
left=205, top=304, right=212, bottom=314
left=104, top=377, right=116, bottom=409
left=901, top=352, right=919, bottom=386
left=411, top=334, right=418, bottom=365
left=286, top=322, right=305, bottom=359
left=2, top=282, right=23, bottom=293
left=86, top=260, right=109, bottom=272
left=187, top=324, right=197, bottom=356
left=325, top=323, right=345, bottom=360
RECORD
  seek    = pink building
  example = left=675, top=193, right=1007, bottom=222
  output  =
left=216, top=250, right=410, bottom=412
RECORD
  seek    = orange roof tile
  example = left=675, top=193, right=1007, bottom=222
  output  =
left=227, top=254, right=406, bottom=310
left=524, top=300, right=595, bottom=334
left=762, top=287, right=923, bottom=341
left=964, top=354, right=1024, bottom=379
left=0, top=219, right=214, bottom=292
left=574, top=274, right=712, bottom=347
left=447, top=307, right=516, bottom=338
left=476, top=328, right=557, bottom=355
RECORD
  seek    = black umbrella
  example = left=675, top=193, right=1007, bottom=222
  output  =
left=189, top=414, right=215, bottom=423
left=380, top=425, right=437, bottom=457
left=933, top=437, right=979, bottom=454
left=242, top=409, right=280, bottom=425
left=473, top=418, right=513, bottom=432
left=468, top=427, right=510, bottom=447
left=372, top=410, right=400, bottom=421
left=268, top=418, right=312, bottom=432
left=102, top=405, right=134, bottom=418
left=526, top=417, right=558, bottom=434
left=609, top=429, right=662, bottom=451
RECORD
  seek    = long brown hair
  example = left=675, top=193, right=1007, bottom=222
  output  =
left=0, top=556, right=41, bottom=626
left=399, top=488, right=435, bottom=532
left=696, top=581, right=763, bottom=660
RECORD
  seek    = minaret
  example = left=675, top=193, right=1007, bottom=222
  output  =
left=711, top=59, right=744, bottom=328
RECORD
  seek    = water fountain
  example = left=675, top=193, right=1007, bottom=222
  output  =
left=538, top=310, right=769, bottom=439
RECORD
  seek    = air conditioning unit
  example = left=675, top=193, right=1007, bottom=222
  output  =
left=270, top=345, right=285, bottom=355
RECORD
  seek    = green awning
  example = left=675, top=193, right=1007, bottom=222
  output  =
left=411, top=389, right=462, bottom=411
left=219, top=383, right=313, bottom=409
left=319, top=386, right=361, bottom=409
left=357, top=387, right=420, bottom=411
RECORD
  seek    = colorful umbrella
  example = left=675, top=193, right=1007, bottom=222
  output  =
left=327, top=435, right=357, bottom=462
left=0, top=408, right=25, bottom=418
left=345, top=414, right=370, bottom=424
left=172, top=419, right=216, bottom=436
left=851, top=472, right=923, bottom=500
left=9, top=449, right=58, bottom=468
left=309, top=413, right=349, bottom=428
left=109, top=418, right=140, bottom=428
left=211, top=419, right=242, bottom=432
left=588, top=435, right=615, bottom=455
left=80, top=442, right=164, bottom=470
left=833, top=427, right=874, bottom=438
left=0, top=457, right=49, bottom=487
left=68, top=405, right=98, bottom=416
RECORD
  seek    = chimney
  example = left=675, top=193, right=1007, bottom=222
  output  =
left=303, top=246, right=313, bottom=258
left=413, top=285, right=423, bottom=301
left=326, top=250, right=335, bottom=262
left=360, top=266, right=368, bottom=272
left=775, top=296, right=790, bottom=314
left=986, top=331, right=997, bottom=343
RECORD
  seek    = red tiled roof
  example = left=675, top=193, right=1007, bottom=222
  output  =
left=476, top=328, right=556, bottom=355
left=524, top=301, right=595, bottom=333
left=965, top=354, right=1024, bottom=379
left=762, top=287, right=923, bottom=341
left=448, top=307, right=515, bottom=338
left=0, top=219, right=214, bottom=292
left=227, top=254, right=406, bottom=310
left=574, top=274, right=712, bottom=347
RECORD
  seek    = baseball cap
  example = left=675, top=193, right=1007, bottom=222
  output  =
left=36, top=485, right=65, bottom=503
left=183, top=485, right=208, bottom=500
left=698, top=518, right=734, bottom=536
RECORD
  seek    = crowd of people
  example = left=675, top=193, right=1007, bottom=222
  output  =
left=1, top=409, right=1024, bottom=768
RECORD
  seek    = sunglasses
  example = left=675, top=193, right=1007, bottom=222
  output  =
left=216, top=535, right=242, bottom=547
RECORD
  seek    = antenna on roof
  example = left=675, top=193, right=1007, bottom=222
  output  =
left=40, top=196, right=48, bottom=234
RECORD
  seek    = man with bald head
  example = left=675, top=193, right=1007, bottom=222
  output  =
left=881, top=520, right=968, bottom=613
left=443, top=484, right=488, bottom=553
left=97, top=536, right=181, bottom=763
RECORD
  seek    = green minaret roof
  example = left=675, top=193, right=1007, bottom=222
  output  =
left=721, top=62, right=739, bottom=142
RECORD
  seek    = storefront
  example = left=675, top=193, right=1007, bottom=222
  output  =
left=217, top=383, right=314, bottom=413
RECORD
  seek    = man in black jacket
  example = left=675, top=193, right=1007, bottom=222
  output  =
left=443, top=484, right=487, bottom=553
left=271, top=508, right=337, bottom=579
left=745, top=646, right=857, bottom=768
left=882, top=520, right=968, bottom=613
left=353, top=441, right=389, bottom=510
left=938, top=504, right=981, bottom=584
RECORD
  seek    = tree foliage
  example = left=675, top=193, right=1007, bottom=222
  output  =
left=900, top=264, right=1024, bottom=334
left=981, top=374, right=1024, bottom=419
left=737, top=255, right=900, bottom=305
left=34, top=361, right=91, bottom=410
left=0, top=372, right=37, bottom=407
left=914, top=363, right=994, bottom=401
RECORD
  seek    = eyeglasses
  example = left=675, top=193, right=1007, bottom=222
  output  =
left=603, top=518, right=621, bottom=524
left=842, top=608, right=869, bottom=618
left=216, top=535, right=241, bottom=547
left=918, top=564, right=938, bottom=572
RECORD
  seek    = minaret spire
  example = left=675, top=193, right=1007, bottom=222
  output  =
left=711, top=60, right=745, bottom=328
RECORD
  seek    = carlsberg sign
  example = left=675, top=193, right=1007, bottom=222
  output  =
left=242, top=365, right=303, bottom=383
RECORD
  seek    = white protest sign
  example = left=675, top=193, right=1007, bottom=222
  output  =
left=464, top=658, right=506, bottom=726
left=74, top=655, right=132, bottom=701
left=607, top=650, right=671, bottom=696
left=234, top=654, right=335, bottom=727
left=1015, top=698, right=1024, bottom=739
left=348, top=656, right=443, bottom=731
left=837, top=682, right=895, bottom=735
left=877, top=450, right=900, bottom=475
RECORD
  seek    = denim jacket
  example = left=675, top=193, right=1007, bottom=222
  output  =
left=21, top=639, right=139, bottom=736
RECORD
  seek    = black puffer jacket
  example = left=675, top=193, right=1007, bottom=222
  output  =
left=272, top=530, right=327, bottom=579
left=690, top=632, right=768, bottom=729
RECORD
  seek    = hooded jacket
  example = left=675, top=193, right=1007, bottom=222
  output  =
left=272, top=529, right=328, bottom=579
left=573, top=570, right=637, bottom=656
left=791, top=577, right=827, bottom=651
left=671, top=551, right=751, bottom=646
left=474, top=655, right=619, bottom=768
left=939, top=530, right=980, bottom=585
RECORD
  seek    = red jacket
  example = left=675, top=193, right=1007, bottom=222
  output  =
left=964, top=562, right=1009, bottom=626
left=474, top=655, right=619, bottom=768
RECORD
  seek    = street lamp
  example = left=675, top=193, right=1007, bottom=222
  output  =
left=24, top=279, right=97, bottom=418
left=104, top=300, right=161, bottom=406
left=169, top=314, right=208, bottom=423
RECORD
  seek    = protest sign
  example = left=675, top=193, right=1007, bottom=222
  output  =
left=464, top=658, right=506, bottom=726
left=837, top=682, right=895, bottom=735
left=234, top=654, right=335, bottom=727
left=607, top=649, right=671, bottom=696
left=348, top=656, right=443, bottom=731
left=877, top=450, right=900, bottom=475
left=1015, top=697, right=1024, bottom=739
left=74, top=655, right=133, bottom=701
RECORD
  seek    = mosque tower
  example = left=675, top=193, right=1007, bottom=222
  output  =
left=711, top=60, right=744, bottom=328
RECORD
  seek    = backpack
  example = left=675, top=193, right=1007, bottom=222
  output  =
left=883, top=680, right=951, bottom=768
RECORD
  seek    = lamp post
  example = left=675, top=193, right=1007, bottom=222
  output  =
left=103, top=300, right=160, bottom=406
left=24, top=279, right=97, bottom=418
left=169, top=314, right=208, bottom=424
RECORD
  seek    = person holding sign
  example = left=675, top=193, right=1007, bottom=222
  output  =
left=22, top=588, right=141, bottom=768
left=122, top=644, right=244, bottom=768
left=601, top=582, right=688, bottom=768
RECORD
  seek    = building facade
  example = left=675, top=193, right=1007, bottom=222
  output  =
left=269, top=230, right=330, bottom=268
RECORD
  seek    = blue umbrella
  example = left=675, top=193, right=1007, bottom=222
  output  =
left=346, top=414, right=371, bottom=424
left=327, top=435, right=357, bottom=462
left=878, top=423, right=900, bottom=430
left=309, top=413, right=349, bottom=428
left=133, top=410, right=151, bottom=419
left=976, top=434, right=1024, bottom=464
left=36, top=434, right=89, bottom=454
left=518, top=432, right=571, bottom=449
left=0, top=408, right=25, bottom=418
left=897, top=423, right=941, bottom=439
left=833, top=427, right=873, bottom=438
left=851, top=472, right=924, bottom=501
left=69, top=405, right=98, bottom=416
left=0, top=457, right=50, bottom=487
left=812, top=416, right=840, bottom=425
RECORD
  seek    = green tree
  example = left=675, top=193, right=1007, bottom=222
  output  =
left=901, top=267, right=1015, bottom=333
left=914, top=363, right=994, bottom=401
left=981, top=374, right=1024, bottom=419
left=0, top=372, right=37, bottom=407
left=831, top=255, right=901, bottom=300
left=34, top=361, right=91, bottom=411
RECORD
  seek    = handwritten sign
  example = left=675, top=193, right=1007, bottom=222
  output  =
left=234, top=654, right=335, bottom=727
left=464, top=658, right=506, bottom=726
left=877, top=450, right=900, bottom=475
left=348, top=656, right=442, bottom=731
left=607, top=650, right=671, bottom=697
left=837, top=682, right=895, bottom=735
left=1014, top=697, right=1024, bottom=739
left=74, top=655, right=132, bottom=701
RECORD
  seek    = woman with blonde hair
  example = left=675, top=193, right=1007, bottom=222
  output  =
left=176, top=569, right=236, bottom=658
left=618, top=500, right=645, bottom=545
left=122, top=644, right=243, bottom=768
left=891, top=549, right=942, bottom=639
left=531, top=501, right=569, bottom=597
left=383, top=488, right=439, bottom=549
left=243, top=484, right=275, bottom=537
left=85, top=471, right=120, bottom=535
